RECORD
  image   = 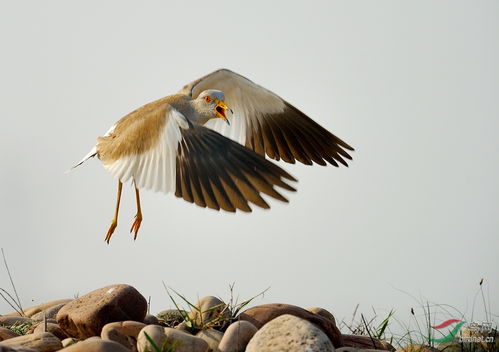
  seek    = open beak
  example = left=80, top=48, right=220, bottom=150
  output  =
left=214, top=99, right=230, bottom=125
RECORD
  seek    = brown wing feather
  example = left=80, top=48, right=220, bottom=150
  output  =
left=180, top=69, right=354, bottom=167
left=175, top=126, right=297, bottom=212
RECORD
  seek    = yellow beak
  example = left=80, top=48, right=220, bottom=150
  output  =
left=214, top=98, right=230, bottom=125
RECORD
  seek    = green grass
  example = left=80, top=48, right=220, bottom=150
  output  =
left=3, top=321, right=32, bottom=335
left=339, top=279, right=497, bottom=351
left=142, top=332, right=178, bottom=352
left=162, top=282, right=268, bottom=333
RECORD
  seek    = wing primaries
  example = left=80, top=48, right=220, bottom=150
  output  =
left=181, top=68, right=354, bottom=166
left=175, top=126, right=297, bottom=212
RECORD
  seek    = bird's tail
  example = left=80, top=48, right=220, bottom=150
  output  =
left=66, top=147, right=97, bottom=173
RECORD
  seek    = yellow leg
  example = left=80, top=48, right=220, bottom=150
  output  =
left=130, top=181, right=143, bottom=240
left=105, top=181, right=123, bottom=243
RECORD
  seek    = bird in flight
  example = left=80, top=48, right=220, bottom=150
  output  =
left=72, top=69, right=354, bottom=243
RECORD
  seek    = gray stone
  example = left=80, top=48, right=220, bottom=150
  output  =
left=31, top=303, right=68, bottom=321
left=246, top=314, right=334, bottom=352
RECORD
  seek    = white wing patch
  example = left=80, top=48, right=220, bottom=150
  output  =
left=195, top=70, right=286, bottom=145
left=103, top=109, right=188, bottom=193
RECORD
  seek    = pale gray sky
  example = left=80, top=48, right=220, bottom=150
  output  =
left=1, top=0, right=497, bottom=331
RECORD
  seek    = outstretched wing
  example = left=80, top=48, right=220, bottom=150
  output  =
left=96, top=102, right=296, bottom=212
left=175, top=125, right=296, bottom=212
left=179, top=68, right=354, bottom=167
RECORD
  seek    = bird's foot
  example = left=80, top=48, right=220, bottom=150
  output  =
left=105, top=219, right=118, bottom=244
left=130, top=214, right=142, bottom=240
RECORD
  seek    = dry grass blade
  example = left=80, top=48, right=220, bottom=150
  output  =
left=1, top=248, right=24, bottom=316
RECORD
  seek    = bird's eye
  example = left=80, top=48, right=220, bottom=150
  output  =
left=204, top=96, right=212, bottom=103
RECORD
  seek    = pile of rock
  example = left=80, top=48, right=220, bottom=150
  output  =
left=0, top=284, right=395, bottom=352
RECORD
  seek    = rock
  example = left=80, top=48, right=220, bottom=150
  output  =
left=101, top=321, right=146, bottom=339
left=143, top=314, right=159, bottom=325
left=218, top=320, right=258, bottom=352
left=336, top=348, right=360, bottom=352
left=56, top=284, right=147, bottom=339
left=0, top=328, right=19, bottom=341
left=395, top=345, right=440, bottom=352
left=59, top=338, right=132, bottom=351
left=0, top=346, right=16, bottom=352
left=3, top=299, right=72, bottom=318
left=31, top=303, right=68, bottom=321
left=61, top=338, right=78, bottom=348
left=459, top=325, right=498, bottom=351
left=0, top=347, right=38, bottom=352
left=137, top=325, right=209, bottom=352
left=101, top=327, right=130, bottom=350
left=196, top=328, right=223, bottom=352
left=0, top=317, right=32, bottom=326
left=137, top=325, right=166, bottom=352
left=246, top=314, right=334, bottom=352
left=0, top=332, right=62, bottom=352
left=157, top=309, right=186, bottom=327
left=307, top=307, right=337, bottom=325
left=33, top=322, right=69, bottom=340
left=175, top=322, right=189, bottom=332
left=239, top=303, right=343, bottom=347
left=342, top=334, right=395, bottom=351
left=188, top=296, right=229, bottom=328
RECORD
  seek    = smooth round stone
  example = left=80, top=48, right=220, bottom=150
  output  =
left=188, top=296, right=229, bottom=328
left=33, top=322, right=69, bottom=340
left=218, top=320, right=258, bottom=352
left=0, top=327, right=19, bottom=342
left=246, top=314, right=334, bottom=352
left=137, top=325, right=209, bottom=352
left=31, top=303, right=68, bottom=321
left=0, top=332, right=62, bottom=352
left=196, top=328, right=223, bottom=352
left=58, top=338, right=131, bottom=351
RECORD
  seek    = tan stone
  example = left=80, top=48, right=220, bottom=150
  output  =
left=188, top=296, right=229, bottom=328
left=61, top=337, right=78, bottom=348
left=196, top=328, right=223, bottom=352
left=239, top=303, right=343, bottom=347
left=0, top=328, right=18, bottom=342
left=246, top=314, right=334, bottom=352
left=56, top=284, right=147, bottom=339
left=137, top=325, right=167, bottom=352
left=102, top=321, right=146, bottom=339
left=342, top=334, right=395, bottom=350
left=34, top=322, right=69, bottom=340
left=3, top=299, right=72, bottom=318
left=59, top=338, right=131, bottom=351
left=218, top=320, right=257, bottom=352
left=0, top=332, right=62, bottom=352
left=137, top=325, right=209, bottom=352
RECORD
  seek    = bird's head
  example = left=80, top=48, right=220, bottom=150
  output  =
left=194, top=89, right=231, bottom=125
